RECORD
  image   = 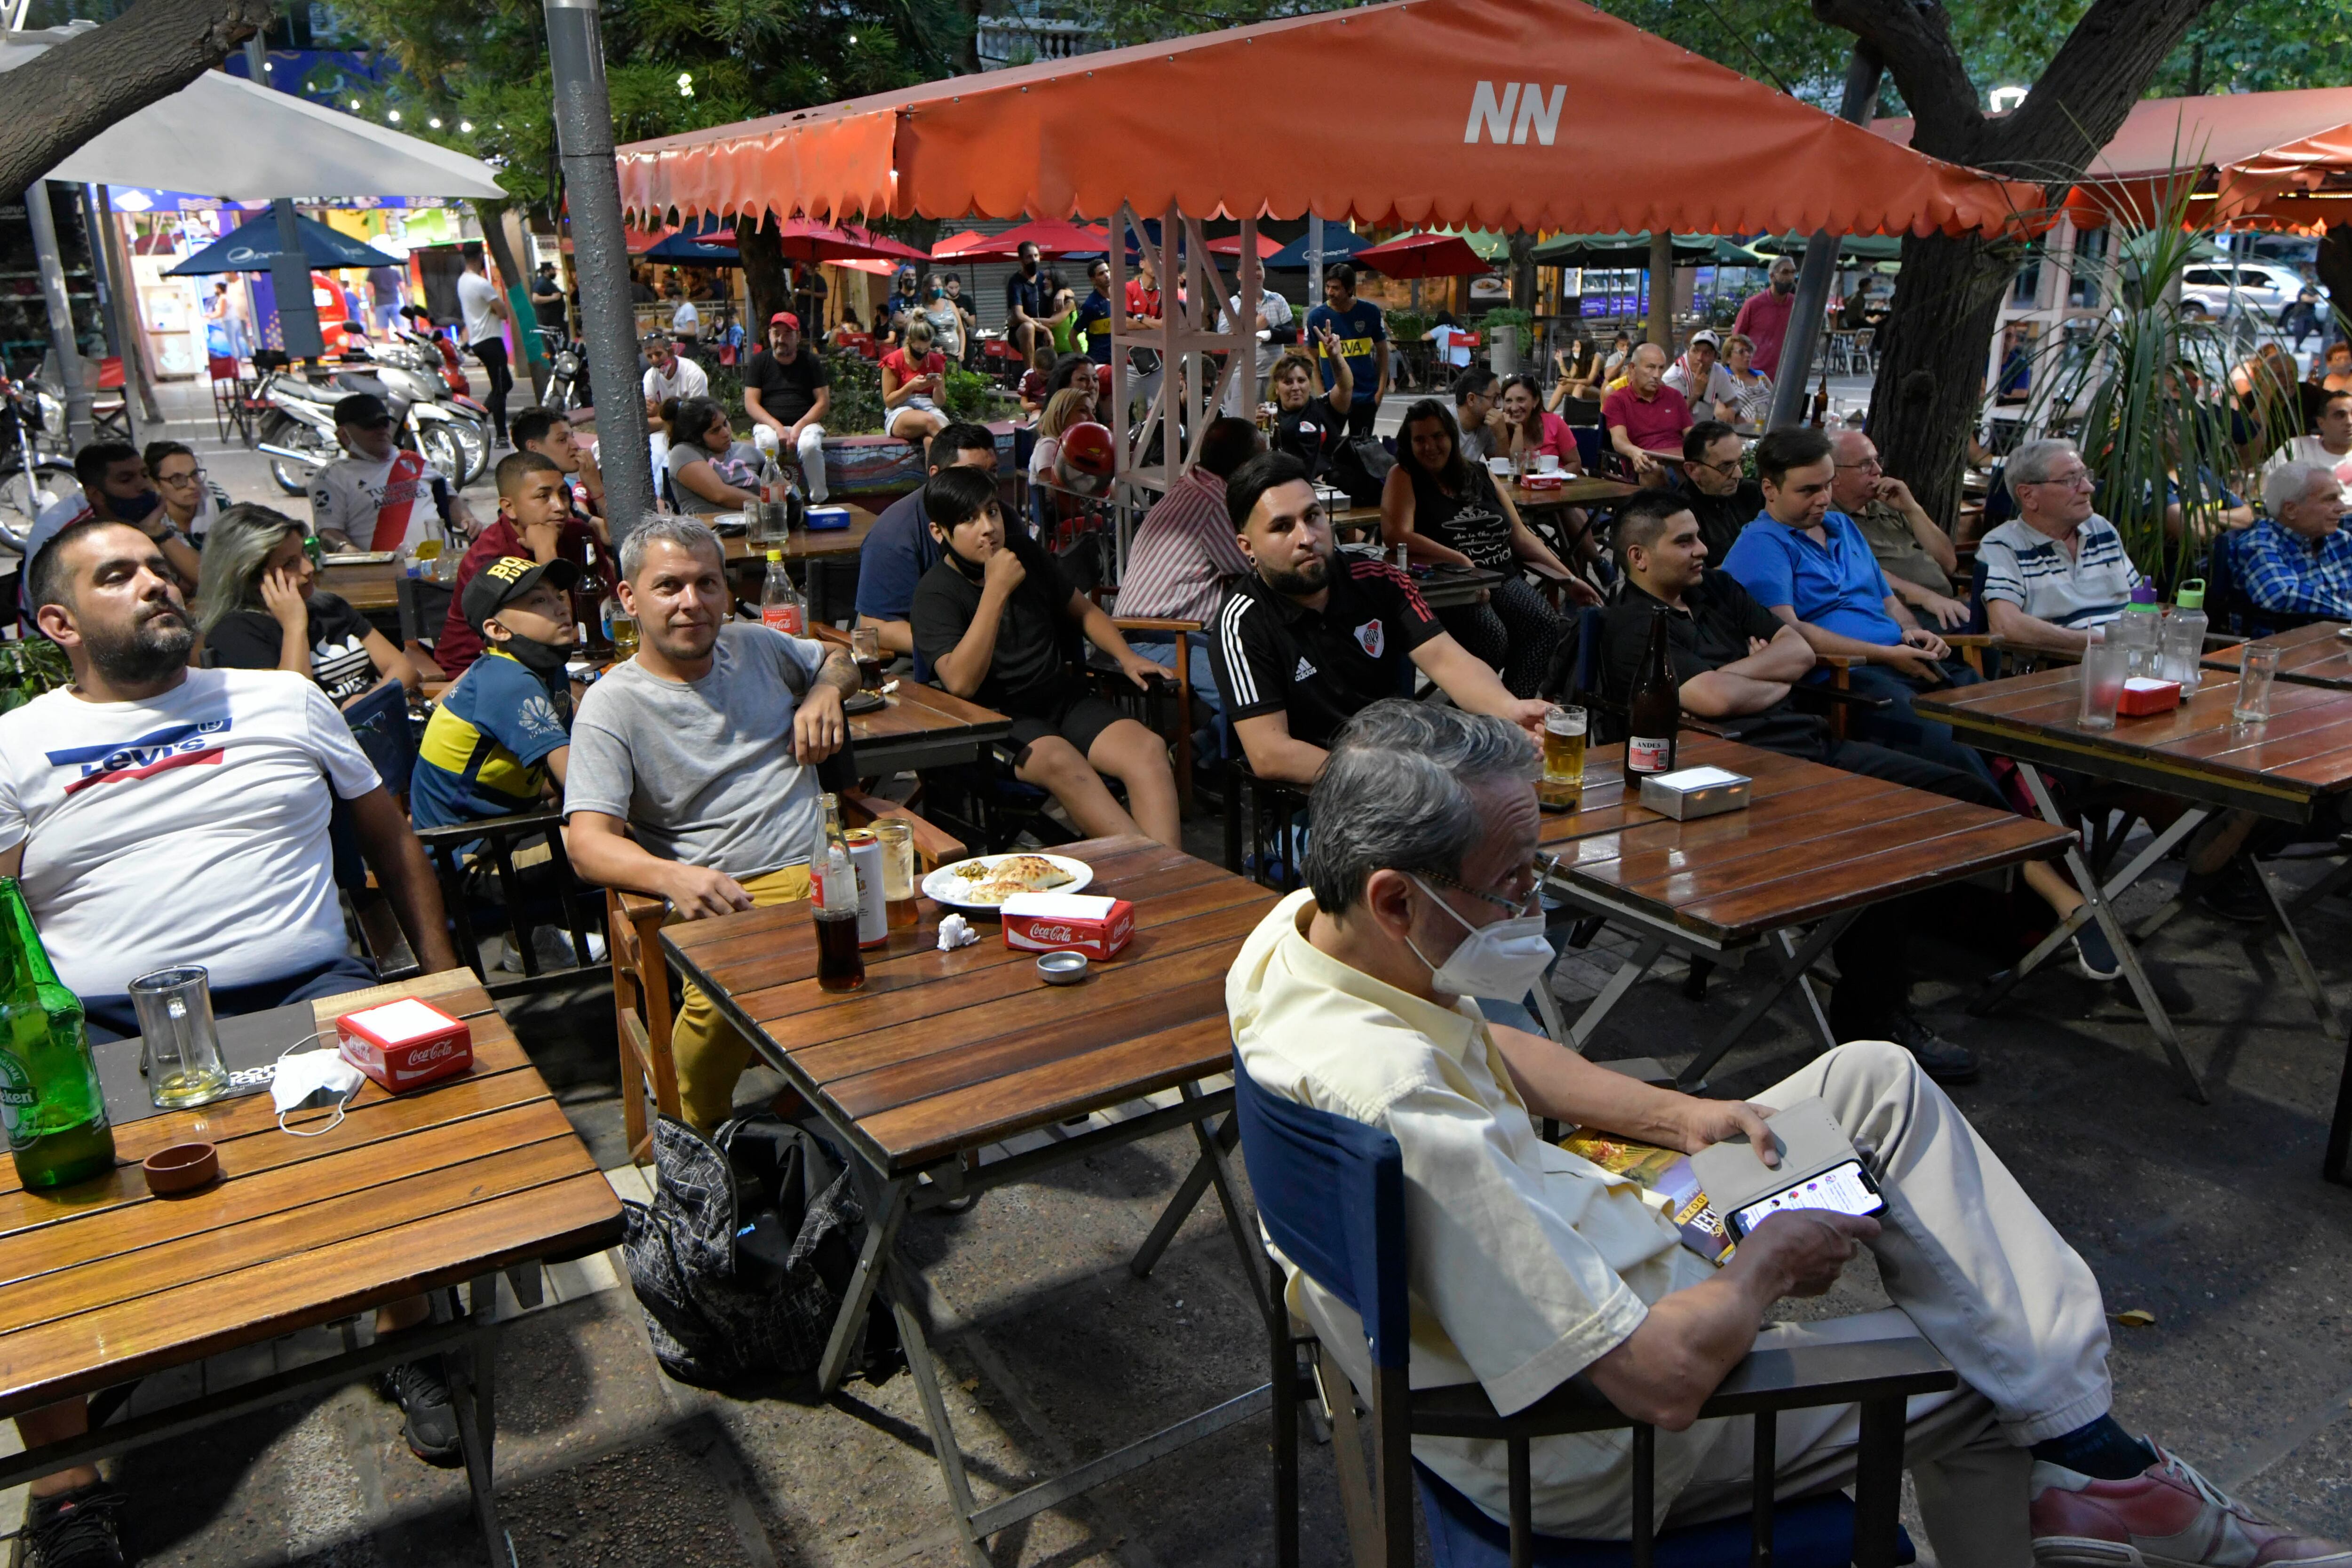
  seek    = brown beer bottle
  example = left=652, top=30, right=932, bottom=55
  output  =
left=1625, top=606, right=1679, bottom=779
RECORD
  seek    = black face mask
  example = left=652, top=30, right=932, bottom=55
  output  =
left=108, top=488, right=162, bottom=524
left=491, top=629, right=573, bottom=674
left=936, top=532, right=990, bottom=582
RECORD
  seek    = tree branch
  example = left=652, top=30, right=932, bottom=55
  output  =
left=0, top=0, right=276, bottom=201
left=1810, top=0, right=1983, bottom=157
left=1984, top=0, right=2217, bottom=178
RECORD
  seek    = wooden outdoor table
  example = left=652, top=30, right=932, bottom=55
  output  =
left=316, top=555, right=401, bottom=614
left=845, top=680, right=1013, bottom=775
left=661, top=835, right=1275, bottom=1567
left=716, top=506, right=878, bottom=564
left=1533, top=735, right=2068, bottom=1089
left=1415, top=564, right=1504, bottom=611
left=1508, top=475, right=1638, bottom=510
left=0, top=968, right=618, bottom=1564
left=2202, top=621, right=2352, bottom=691
left=1916, top=666, right=2352, bottom=1112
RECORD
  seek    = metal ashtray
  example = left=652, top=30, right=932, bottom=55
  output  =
left=143, top=1141, right=220, bottom=1195
left=1036, top=951, right=1089, bottom=986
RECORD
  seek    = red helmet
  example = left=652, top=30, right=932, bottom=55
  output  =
left=1056, top=421, right=1116, bottom=494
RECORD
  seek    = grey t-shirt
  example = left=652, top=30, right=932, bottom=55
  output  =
left=563, top=623, right=829, bottom=880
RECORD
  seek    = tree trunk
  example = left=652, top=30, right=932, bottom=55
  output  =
left=735, top=215, right=791, bottom=336
left=1866, top=232, right=2019, bottom=528
left=2319, top=223, right=2352, bottom=345
left=0, top=0, right=276, bottom=200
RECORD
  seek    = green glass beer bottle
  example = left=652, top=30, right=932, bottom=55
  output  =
left=0, top=879, right=114, bottom=1189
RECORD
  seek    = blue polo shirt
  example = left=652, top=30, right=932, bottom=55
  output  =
left=1720, top=509, right=1903, bottom=647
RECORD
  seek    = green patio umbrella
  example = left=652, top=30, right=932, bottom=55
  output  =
left=1747, top=230, right=1907, bottom=262
left=1529, top=231, right=1765, bottom=269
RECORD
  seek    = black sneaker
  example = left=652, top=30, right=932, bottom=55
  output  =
left=1887, top=1013, right=1979, bottom=1085
left=24, top=1484, right=125, bottom=1568
left=2072, top=919, right=2124, bottom=981
left=2186, top=860, right=2270, bottom=924
left=379, top=1355, right=464, bottom=1467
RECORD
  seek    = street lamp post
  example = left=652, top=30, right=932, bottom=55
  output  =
left=544, top=0, right=652, bottom=544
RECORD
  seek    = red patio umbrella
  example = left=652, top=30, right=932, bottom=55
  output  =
left=939, top=217, right=1111, bottom=260
left=1353, top=231, right=1493, bottom=278
left=933, top=229, right=993, bottom=258
left=770, top=216, right=930, bottom=263
left=1207, top=231, right=1284, bottom=259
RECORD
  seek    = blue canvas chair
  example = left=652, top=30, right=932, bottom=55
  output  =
left=1231, top=1055, right=1955, bottom=1568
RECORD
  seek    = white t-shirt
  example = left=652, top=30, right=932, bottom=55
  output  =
left=0, top=669, right=380, bottom=996
left=1664, top=360, right=1742, bottom=413
left=2264, top=435, right=2352, bottom=509
left=671, top=300, right=701, bottom=336
left=457, top=269, right=501, bottom=348
left=309, top=453, right=448, bottom=553
left=644, top=356, right=710, bottom=408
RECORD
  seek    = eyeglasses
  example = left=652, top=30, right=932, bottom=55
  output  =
left=155, top=467, right=206, bottom=486
left=2027, top=470, right=2096, bottom=490
left=1420, top=852, right=1559, bottom=917
left=1833, top=459, right=1883, bottom=475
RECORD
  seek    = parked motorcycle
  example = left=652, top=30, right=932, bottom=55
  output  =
left=250, top=353, right=475, bottom=495
left=346, top=331, right=491, bottom=485
left=0, top=375, right=75, bottom=554
left=536, top=326, right=588, bottom=415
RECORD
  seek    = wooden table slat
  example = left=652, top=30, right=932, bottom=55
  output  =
left=0, top=1120, right=588, bottom=1340
left=0, top=1171, right=619, bottom=1417
left=2201, top=621, right=2352, bottom=688
left=1676, top=814, right=2067, bottom=933
left=1577, top=775, right=1931, bottom=894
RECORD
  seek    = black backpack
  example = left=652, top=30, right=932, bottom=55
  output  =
left=1332, top=435, right=1396, bottom=507
left=620, top=1114, right=902, bottom=1390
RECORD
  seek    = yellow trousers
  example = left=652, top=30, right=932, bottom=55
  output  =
left=668, top=864, right=811, bottom=1132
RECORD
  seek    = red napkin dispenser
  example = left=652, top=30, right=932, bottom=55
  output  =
left=336, top=997, right=475, bottom=1092
left=1001, top=893, right=1136, bottom=960
left=2117, top=677, right=2182, bottom=716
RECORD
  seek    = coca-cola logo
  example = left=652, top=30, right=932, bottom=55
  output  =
left=1028, top=923, right=1078, bottom=943
left=403, top=1038, right=462, bottom=1066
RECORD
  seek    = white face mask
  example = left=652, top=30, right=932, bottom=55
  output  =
left=273, top=1047, right=365, bottom=1137
left=1404, top=875, right=1556, bottom=1002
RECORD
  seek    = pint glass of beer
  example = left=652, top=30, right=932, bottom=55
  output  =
left=1541, top=704, right=1587, bottom=809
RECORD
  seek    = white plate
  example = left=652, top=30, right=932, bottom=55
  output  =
left=922, top=853, right=1094, bottom=911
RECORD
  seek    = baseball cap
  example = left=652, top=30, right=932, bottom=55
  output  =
left=769, top=311, right=801, bottom=330
left=1687, top=329, right=1722, bottom=350
left=462, top=554, right=583, bottom=634
left=334, top=392, right=392, bottom=429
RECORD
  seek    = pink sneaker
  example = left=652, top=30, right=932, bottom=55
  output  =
left=2031, top=1442, right=2352, bottom=1566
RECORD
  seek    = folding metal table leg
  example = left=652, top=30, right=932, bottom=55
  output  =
left=883, top=1262, right=995, bottom=1568
left=1973, top=806, right=2203, bottom=1012
left=1675, top=913, right=1855, bottom=1092
left=448, top=1273, right=509, bottom=1568
left=2327, top=1026, right=2352, bottom=1186
left=2288, top=848, right=2352, bottom=917
left=2253, top=858, right=2334, bottom=1026
left=1177, top=1083, right=1269, bottom=1307
left=818, top=1173, right=913, bottom=1396
left=2017, top=769, right=2208, bottom=1102
left=1129, top=1103, right=1236, bottom=1280
left=1775, top=925, right=1838, bottom=1053
left=1565, top=933, right=1669, bottom=1051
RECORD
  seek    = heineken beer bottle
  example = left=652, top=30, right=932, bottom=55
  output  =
left=0, top=879, right=114, bottom=1189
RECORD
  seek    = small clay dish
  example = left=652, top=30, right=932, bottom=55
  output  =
left=1035, top=951, right=1089, bottom=986
left=143, top=1142, right=220, bottom=1195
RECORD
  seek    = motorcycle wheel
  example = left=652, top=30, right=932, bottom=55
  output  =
left=457, top=418, right=491, bottom=486
left=416, top=423, right=469, bottom=486
left=262, top=413, right=335, bottom=494
left=0, top=458, right=77, bottom=553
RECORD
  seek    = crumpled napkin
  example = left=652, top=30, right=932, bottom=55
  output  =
left=937, top=912, right=978, bottom=951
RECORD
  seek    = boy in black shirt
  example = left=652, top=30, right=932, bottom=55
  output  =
left=910, top=467, right=1182, bottom=846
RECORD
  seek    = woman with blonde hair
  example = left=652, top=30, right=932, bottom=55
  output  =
left=197, top=503, right=416, bottom=708
left=1028, top=384, right=1098, bottom=487
left=1722, top=332, right=1774, bottom=425
left=1265, top=324, right=1352, bottom=480
left=881, top=317, right=949, bottom=443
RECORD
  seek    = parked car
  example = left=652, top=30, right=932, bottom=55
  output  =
left=2178, top=261, right=2308, bottom=322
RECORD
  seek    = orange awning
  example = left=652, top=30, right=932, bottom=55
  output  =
left=616, top=0, right=2031, bottom=238
left=1874, top=88, right=2352, bottom=233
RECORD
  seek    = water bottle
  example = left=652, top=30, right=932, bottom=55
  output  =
left=2112, top=583, right=2162, bottom=678
left=2161, top=580, right=2207, bottom=691
left=761, top=549, right=806, bottom=636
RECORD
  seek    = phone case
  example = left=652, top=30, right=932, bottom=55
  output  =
left=1687, top=1098, right=1863, bottom=1221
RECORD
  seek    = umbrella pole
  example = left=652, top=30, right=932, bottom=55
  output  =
left=1768, top=46, right=1882, bottom=431
left=1645, top=231, right=1673, bottom=350
left=545, top=0, right=654, bottom=544
left=248, top=38, right=325, bottom=367
left=23, top=182, right=91, bottom=446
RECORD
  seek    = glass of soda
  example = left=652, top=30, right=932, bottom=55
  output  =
left=1540, top=704, right=1588, bottom=810
left=850, top=625, right=885, bottom=691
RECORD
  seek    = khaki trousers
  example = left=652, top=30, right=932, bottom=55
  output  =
left=667, top=865, right=811, bottom=1132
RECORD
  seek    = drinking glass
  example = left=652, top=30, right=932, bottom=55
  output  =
left=1541, top=704, right=1588, bottom=808
left=2077, top=638, right=2128, bottom=731
left=874, top=819, right=920, bottom=930
left=2234, top=646, right=2281, bottom=723
left=130, top=966, right=228, bottom=1109
left=850, top=625, right=884, bottom=691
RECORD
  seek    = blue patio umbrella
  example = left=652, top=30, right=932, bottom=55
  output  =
left=645, top=216, right=739, bottom=265
left=1264, top=227, right=1372, bottom=271
left=165, top=211, right=401, bottom=275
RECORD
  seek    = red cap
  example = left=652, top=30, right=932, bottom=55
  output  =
left=769, top=311, right=801, bottom=330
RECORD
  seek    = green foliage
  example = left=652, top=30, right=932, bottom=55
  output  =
left=942, top=367, right=994, bottom=422
left=1384, top=310, right=1429, bottom=344
left=0, top=641, right=69, bottom=718
left=825, top=351, right=886, bottom=435
left=330, top=0, right=969, bottom=214
left=1479, top=307, right=1535, bottom=332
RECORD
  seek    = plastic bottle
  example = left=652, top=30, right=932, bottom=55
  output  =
left=2111, top=582, right=2162, bottom=678
left=2161, top=579, right=2208, bottom=691
left=762, top=549, right=806, bottom=636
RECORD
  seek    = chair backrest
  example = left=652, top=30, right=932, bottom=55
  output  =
left=1963, top=555, right=1990, bottom=638
left=1231, top=1054, right=1412, bottom=1370
left=1571, top=425, right=1607, bottom=472
left=342, top=678, right=417, bottom=799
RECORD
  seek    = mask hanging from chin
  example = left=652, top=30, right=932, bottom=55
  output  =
left=492, top=630, right=574, bottom=674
